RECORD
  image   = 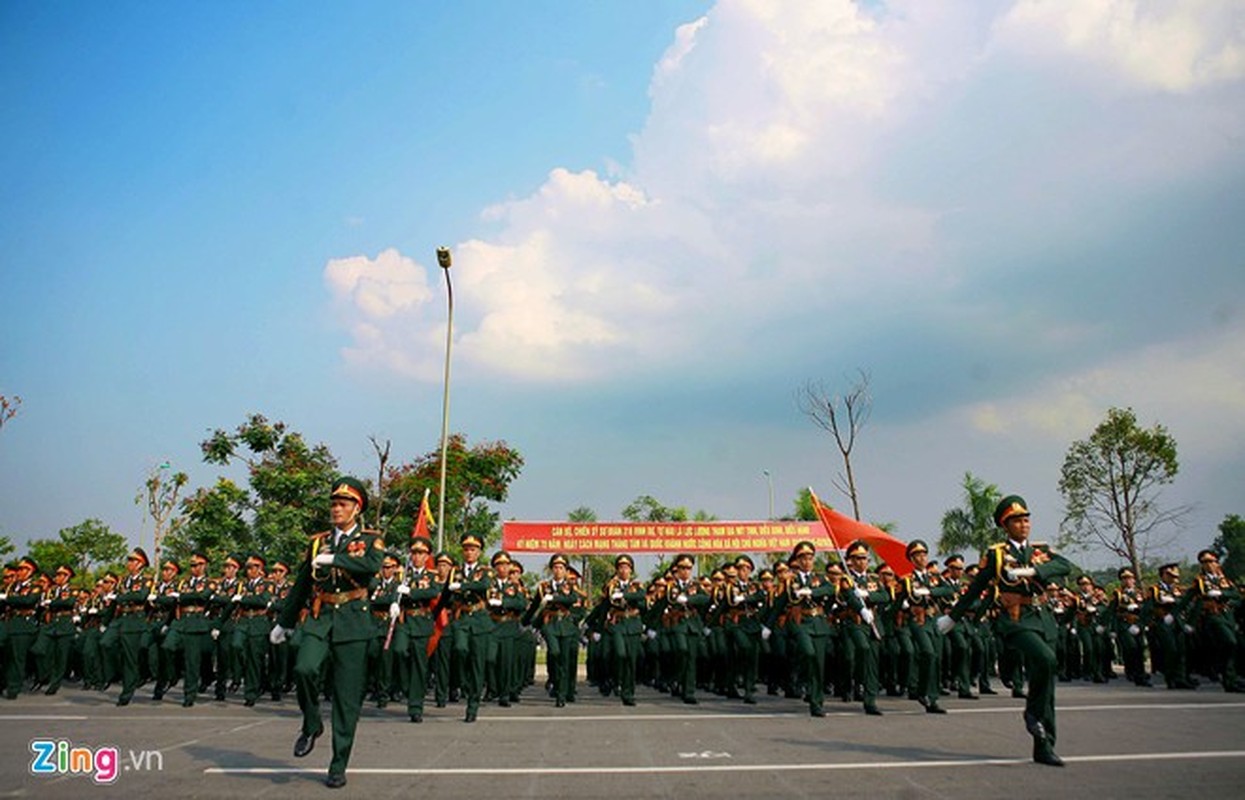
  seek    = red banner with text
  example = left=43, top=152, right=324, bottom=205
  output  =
left=502, top=520, right=832, bottom=555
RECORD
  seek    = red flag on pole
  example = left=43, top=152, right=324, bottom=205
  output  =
left=809, top=488, right=913, bottom=577
left=411, top=488, right=435, bottom=548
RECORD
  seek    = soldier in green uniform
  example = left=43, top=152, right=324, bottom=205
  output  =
left=526, top=553, right=579, bottom=708
left=269, top=477, right=385, bottom=789
left=840, top=541, right=888, bottom=716
left=35, top=564, right=77, bottom=695
left=79, top=577, right=110, bottom=690
left=164, top=551, right=217, bottom=706
left=366, top=552, right=402, bottom=708
left=1187, top=550, right=1243, bottom=692
left=235, top=554, right=274, bottom=706
left=1072, top=576, right=1106, bottom=682
left=1109, top=567, right=1151, bottom=687
left=211, top=554, right=244, bottom=701
left=724, top=555, right=765, bottom=705
left=486, top=550, right=527, bottom=706
left=597, top=554, right=648, bottom=705
left=149, top=559, right=181, bottom=700
left=1145, top=563, right=1196, bottom=689
left=430, top=551, right=456, bottom=707
left=938, top=495, right=1073, bottom=766
left=102, top=548, right=155, bottom=706
left=776, top=541, right=837, bottom=716
left=443, top=533, right=495, bottom=721
left=395, top=536, right=439, bottom=722
left=897, top=540, right=950, bottom=713
left=267, top=559, right=293, bottom=700
left=3, top=558, right=43, bottom=698
left=656, top=554, right=711, bottom=704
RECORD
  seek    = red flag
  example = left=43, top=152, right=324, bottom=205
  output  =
left=411, top=488, right=435, bottom=545
left=809, top=488, right=913, bottom=578
left=426, top=606, right=450, bottom=658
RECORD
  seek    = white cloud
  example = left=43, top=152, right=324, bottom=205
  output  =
left=995, top=0, right=1245, bottom=92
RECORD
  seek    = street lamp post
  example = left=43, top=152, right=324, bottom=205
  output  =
left=762, top=469, right=774, bottom=521
left=436, top=246, right=453, bottom=553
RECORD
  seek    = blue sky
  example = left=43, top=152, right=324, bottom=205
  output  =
left=3, top=1, right=1243, bottom=568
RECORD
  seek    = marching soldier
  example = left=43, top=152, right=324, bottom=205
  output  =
left=102, top=548, right=155, bottom=706
left=777, top=541, right=837, bottom=716
left=1145, top=563, right=1196, bottom=689
left=235, top=554, right=274, bottom=707
left=267, top=559, right=293, bottom=700
left=656, top=554, right=711, bottom=704
left=725, top=555, right=765, bottom=705
left=430, top=551, right=456, bottom=708
left=1186, top=550, right=1243, bottom=692
left=1110, top=567, right=1151, bottom=687
left=394, top=536, right=439, bottom=722
left=3, top=557, right=43, bottom=698
left=896, top=540, right=950, bottom=713
left=526, top=553, right=579, bottom=708
left=149, top=559, right=181, bottom=700
left=445, top=533, right=495, bottom=722
left=164, top=551, right=217, bottom=706
left=840, top=540, right=888, bottom=716
left=269, top=476, right=385, bottom=789
left=367, top=552, right=402, bottom=708
left=486, top=550, right=527, bottom=707
left=79, top=577, right=110, bottom=691
left=1071, top=576, right=1105, bottom=682
left=598, top=554, right=648, bottom=706
left=211, top=553, right=244, bottom=701
left=35, top=564, right=77, bottom=695
left=938, top=494, right=1073, bottom=766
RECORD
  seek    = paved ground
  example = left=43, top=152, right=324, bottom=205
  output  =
left=2, top=678, right=1243, bottom=798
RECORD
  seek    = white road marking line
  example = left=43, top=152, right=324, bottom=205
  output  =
left=205, top=750, right=1245, bottom=776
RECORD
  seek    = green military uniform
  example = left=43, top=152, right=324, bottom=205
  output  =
left=774, top=542, right=836, bottom=716
left=1109, top=568, right=1151, bottom=687
left=525, top=553, right=578, bottom=707
left=1144, top=564, right=1196, bottom=689
left=593, top=555, right=648, bottom=705
left=35, top=566, right=77, bottom=695
left=655, top=554, right=711, bottom=704
left=163, top=557, right=218, bottom=707
left=1187, top=551, right=1242, bottom=692
left=102, top=549, right=155, bottom=706
left=78, top=583, right=109, bottom=690
left=3, top=559, right=43, bottom=698
left=897, top=540, right=952, bottom=713
left=276, top=477, right=385, bottom=788
left=211, top=556, right=244, bottom=700
left=944, top=495, right=1072, bottom=767
left=394, top=541, right=441, bottom=722
left=445, top=535, right=495, bottom=721
left=485, top=552, right=527, bottom=707
left=366, top=556, right=402, bottom=708
left=234, top=556, right=274, bottom=706
left=840, top=541, right=890, bottom=716
left=148, top=564, right=180, bottom=700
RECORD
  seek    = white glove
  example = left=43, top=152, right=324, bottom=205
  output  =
left=169, top=591, right=180, bottom=599
left=211, top=629, right=221, bottom=640
left=87, top=608, right=98, bottom=615
left=1126, top=603, right=1139, bottom=611
left=72, top=615, right=82, bottom=623
left=1070, top=627, right=1078, bottom=635
left=901, top=600, right=910, bottom=610
left=1163, top=614, right=1174, bottom=626
left=160, top=625, right=169, bottom=635
left=730, top=593, right=743, bottom=606
left=676, top=593, right=689, bottom=605
left=41, top=598, right=51, bottom=606
left=611, top=591, right=624, bottom=601
left=913, top=587, right=930, bottom=597
left=761, top=625, right=772, bottom=641
left=591, top=632, right=601, bottom=642
left=796, top=587, right=812, bottom=599
left=231, top=594, right=242, bottom=603
left=396, top=584, right=411, bottom=596
left=541, top=593, right=553, bottom=603
left=703, top=627, right=712, bottom=637
left=104, top=593, right=116, bottom=602
left=1208, top=589, right=1223, bottom=598
left=860, top=607, right=874, bottom=626
left=645, top=629, right=658, bottom=640
left=1005, top=567, right=1036, bottom=581
left=100, top=625, right=107, bottom=633
left=854, top=588, right=869, bottom=599
left=1183, top=623, right=1195, bottom=634
left=147, top=593, right=158, bottom=602
left=313, top=553, right=335, bottom=567
left=1128, top=624, right=1141, bottom=636
left=449, top=582, right=462, bottom=591
left=1086, top=604, right=1098, bottom=613
left=935, top=615, right=955, bottom=635
left=487, top=597, right=502, bottom=607
left=269, top=624, right=288, bottom=645
left=0, top=593, right=6, bottom=601
left=389, top=602, right=401, bottom=620
left=1095, top=625, right=1105, bottom=634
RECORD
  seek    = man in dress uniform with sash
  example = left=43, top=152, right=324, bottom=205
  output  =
left=938, top=494, right=1072, bottom=766
left=269, top=477, right=385, bottom=789
left=235, top=553, right=274, bottom=707
left=445, top=533, right=495, bottom=722
left=164, top=550, right=217, bottom=706
left=526, top=552, right=580, bottom=708
left=776, top=541, right=836, bottom=716
left=840, top=540, right=888, bottom=716
left=3, top=557, right=43, bottom=698
left=395, top=535, right=439, bottom=722
left=104, top=548, right=155, bottom=706
left=655, top=553, right=711, bottom=704
left=35, top=564, right=77, bottom=695
left=1186, top=550, right=1243, bottom=692
left=897, top=540, right=950, bottom=713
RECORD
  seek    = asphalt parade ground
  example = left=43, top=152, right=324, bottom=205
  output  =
left=2, top=678, right=1243, bottom=799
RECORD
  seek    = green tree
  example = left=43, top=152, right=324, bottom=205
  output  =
left=621, top=494, right=689, bottom=523
left=1058, top=407, right=1188, bottom=579
left=136, top=463, right=189, bottom=566
left=381, top=433, right=524, bottom=555
left=196, top=413, right=340, bottom=565
left=167, top=478, right=253, bottom=566
left=1212, top=514, right=1245, bottom=583
left=938, top=473, right=1003, bottom=559
left=0, top=534, right=15, bottom=560
left=566, top=506, right=613, bottom=596
left=27, top=519, right=128, bottom=579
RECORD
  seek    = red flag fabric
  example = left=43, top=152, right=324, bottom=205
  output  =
left=427, top=607, right=450, bottom=658
left=809, top=488, right=913, bottom=578
left=411, top=489, right=435, bottom=543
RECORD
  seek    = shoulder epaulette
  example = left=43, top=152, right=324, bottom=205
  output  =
left=310, top=531, right=331, bottom=540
